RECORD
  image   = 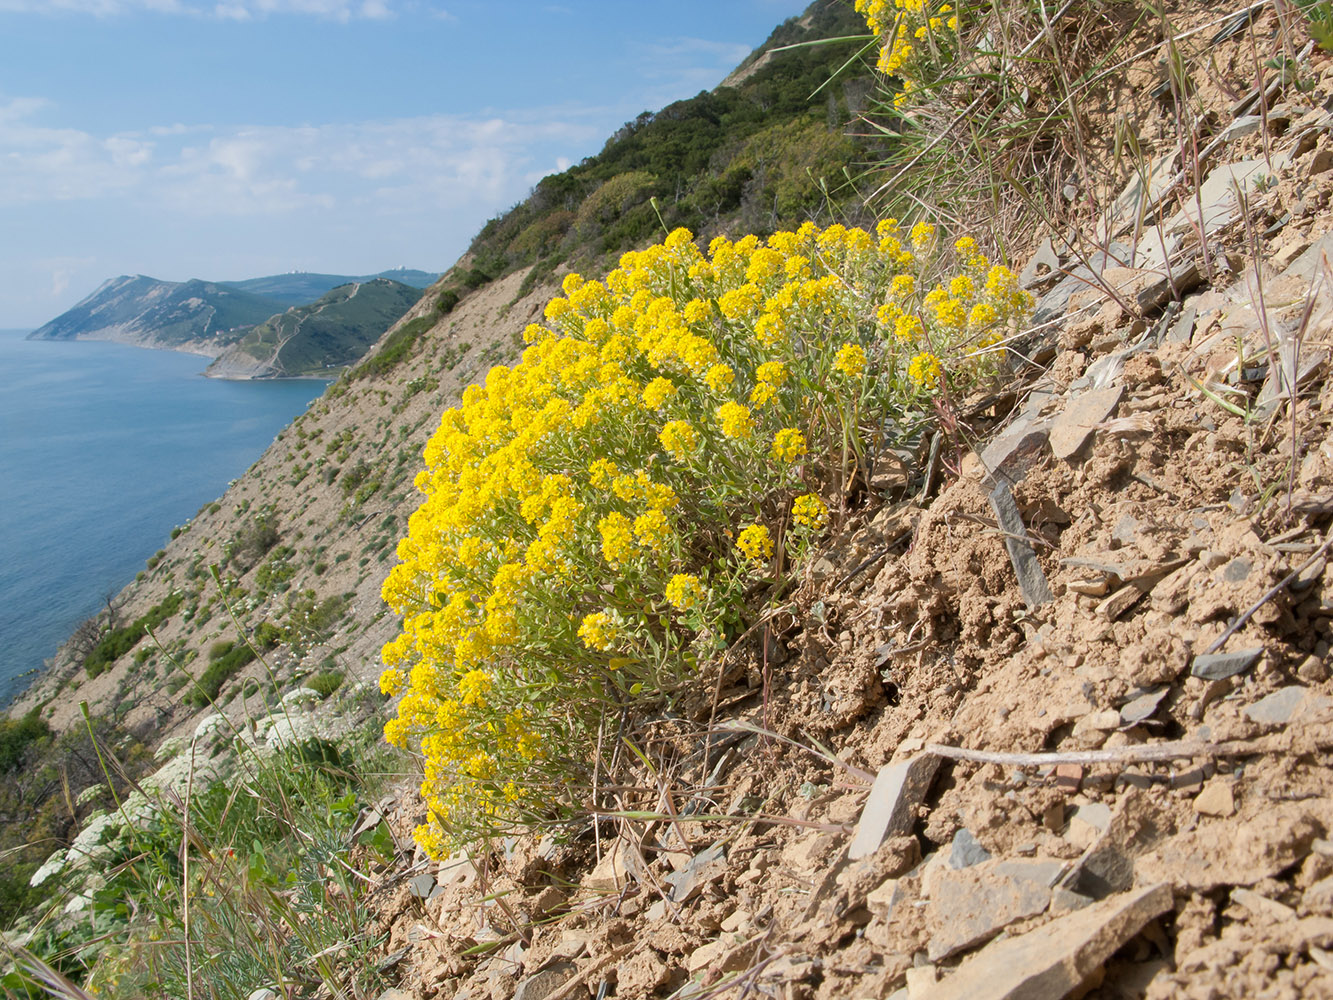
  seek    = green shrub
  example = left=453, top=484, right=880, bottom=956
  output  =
left=0, top=712, right=51, bottom=772
left=187, top=642, right=257, bottom=708
left=84, top=592, right=183, bottom=677
left=305, top=671, right=344, bottom=699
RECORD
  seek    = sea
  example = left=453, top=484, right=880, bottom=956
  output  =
left=0, top=328, right=328, bottom=707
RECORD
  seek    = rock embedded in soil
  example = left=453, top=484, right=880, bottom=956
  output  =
left=1244, top=685, right=1332, bottom=726
left=849, top=753, right=940, bottom=861
left=926, top=858, right=1065, bottom=961
left=1136, top=801, right=1326, bottom=891
left=917, top=883, right=1172, bottom=1000
left=1191, top=647, right=1264, bottom=680
left=1192, top=781, right=1236, bottom=818
left=512, top=962, right=575, bottom=1000
left=988, top=481, right=1054, bottom=608
left=1049, top=386, right=1124, bottom=461
left=948, top=829, right=992, bottom=869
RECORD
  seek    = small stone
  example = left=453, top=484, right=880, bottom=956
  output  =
left=688, top=940, right=726, bottom=975
left=1120, top=688, right=1167, bottom=725
left=980, top=416, right=1050, bottom=487
left=247, top=990, right=278, bottom=1000
left=1245, top=685, right=1331, bottom=726
left=905, top=965, right=939, bottom=998
left=1192, top=781, right=1236, bottom=817
left=1069, top=578, right=1111, bottom=596
left=988, top=481, right=1053, bottom=608
left=1050, top=887, right=1093, bottom=913
left=1020, top=237, right=1061, bottom=289
left=849, top=754, right=941, bottom=861
left=1310, top=147, right=1333, bottom=176
left=1073, top=709, right=1123, bottom=737
left=1070, top=802, right=1113, bottom=835
left=664, top=843, right=726, bottom=904
left=531, top=886, right=568, bottom=916
left=408, top=873, right=436, bottom=899
left=721, top=908, right=751, bottom=933
left=1232, top=887, right=1296, bottom=922
left=1054, top=764, right=1083, bottom=791
left=1042, top=803, right=1064, bottom=833
left=1300, top=655, right=1331, bottom=683
left=1050, top=386, right=1124, bottom=461
left=1191, top=647, right=1264, bottom=681
left=513, top=963, right=575, bottom=1000
left=1097, top=584, right=1145, bottom=620
left=948, top=829, right=992, bottom=869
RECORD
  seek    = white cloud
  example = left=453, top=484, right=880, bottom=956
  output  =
left=0, top=95, right=604, bottom=219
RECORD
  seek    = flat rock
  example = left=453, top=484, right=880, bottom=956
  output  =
left=1120, top=688, right=1167, bottom=725
left=1192, top=781, right=1236, bottom=818
left=948, top=829, right=992, bottom=869
left=1245, top=685, right=1332, bottom=726
left=407, top=873, right=436, bottom=899
left=989, top=481, right=1053, bottom=608
left=918, top=883, right=1173, bottom=1000
left=664, top=842, right=726, bottom=903
left=849, top=754, right=940, bottom=861
left=926, top=859, right=1061, bottom=961
left=513, top=963, right=575, bottom=1000
left=1191, top=647, right=1264, bottom=681
left=1020, top=237, right=1062, bottom=289
left=980, top=415, right=1051, bottom=487
left=1050, top=386, right=1124, bottom=460
left=1060, top=789, right=1171, bottom=900
left=1135, top=801, right=1326, bottom=891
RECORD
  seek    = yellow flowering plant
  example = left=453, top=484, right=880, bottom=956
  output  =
left=856, top=0, right=959, bottom=108
left=380, top=221, right=1031, bottom=853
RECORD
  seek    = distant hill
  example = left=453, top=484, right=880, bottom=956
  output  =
left=26, top=268, right=441, bottom=362
left=27, top=275, right=287, bottom=354
left=204, top=278, right=425, bottom=379
left=223, top=269, right=442, bottom=307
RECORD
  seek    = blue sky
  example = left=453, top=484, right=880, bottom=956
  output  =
left=0, top=0, right=811, bottom=326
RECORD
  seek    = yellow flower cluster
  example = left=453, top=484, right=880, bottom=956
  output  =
left=855, top=0, right=959, bottom=108
left=380, top=219, right=1030, bottom=852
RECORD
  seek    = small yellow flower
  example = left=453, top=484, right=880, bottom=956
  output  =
left=909, top=221, right=936, bottom=251
left=737, top=523, right=774, bottom=564
left=665, top=573, right=705, bottom=612
left=770, top=427, right=808, bottom=464
left=459, top=669, right=493, bottom=708
left=716, top=400, right=755, bottom=440
left=792, top=493, right=828, bottom=531
left=642, top=377, right=677, bottom=410
left=908, top=351, right=944, bottom=390
left=834, top=343, right=866, bottom=378
left=578, top=611, right=619, bottom=652
left=704, top=363, right=735, bottom=392
left=659, top=419, right=699, bottom=461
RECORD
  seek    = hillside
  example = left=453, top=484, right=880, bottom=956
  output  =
left=432, top=0, right=872, bottom=305
left=26, top=275, right=287, bottom=355
left=26, top=268, right=441, bottom=362
left=223, top=268, right=442, bottom=307
left=203, top=278, right=427, bottom=379
left=9, top=1, right=1333, bottom=999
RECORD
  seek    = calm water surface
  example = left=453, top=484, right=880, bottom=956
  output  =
left=0, top=329, right=327, bottom=705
